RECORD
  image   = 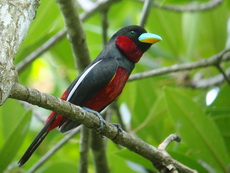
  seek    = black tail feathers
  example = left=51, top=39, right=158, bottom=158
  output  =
left=18, top=114, right=57, bottom=167
left=18, top=131, right=48, bottom=167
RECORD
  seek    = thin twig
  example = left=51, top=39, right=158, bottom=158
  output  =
left=215, top=65, right=230, bottom=86
left=129, top=49, right=230, bottom=82
left=27, top=127, right=81, bottom=173
left=158, top=134, right=181, bottom=150
left=156, top=134, right=181, bottom=173
left=16, top=29, right=66, bottom=73
left=139, top=0, right=152, bottom=27
left=191, top=68, right=230, bottom=88
left=101, top=9, right=109, bottom=46
left=136, top=0, right=223, bottom=12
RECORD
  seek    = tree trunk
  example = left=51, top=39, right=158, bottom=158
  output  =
left=0, top=0, right=39, bottom=105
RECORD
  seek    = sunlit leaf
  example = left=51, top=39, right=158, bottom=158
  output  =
left=164, top=87, right=229, bottom=172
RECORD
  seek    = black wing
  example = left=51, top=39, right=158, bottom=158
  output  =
left=67, top=57, right=118, bottom=106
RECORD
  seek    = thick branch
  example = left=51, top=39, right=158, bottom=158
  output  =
left=56, top=0, right=91, bottom=72
left=0, top=0, right=39, bottom=104
left=9, top=83, right=197, bottom=173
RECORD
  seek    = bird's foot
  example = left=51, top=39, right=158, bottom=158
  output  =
left=112, top=123, right=123, bottom=133
left=112, top=123, right=123, bottom=140
left=82, top=107, right=106, bottom=133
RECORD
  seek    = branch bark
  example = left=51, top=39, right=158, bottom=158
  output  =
left=129, top=49, right=230, bottom=81
left=9, top=83, right=197, bottom=173
left=0, top=0, right=39, bottom=104
left=91, top=131, right=110, bottom=173
left=56, top=0, right=91, bottom=72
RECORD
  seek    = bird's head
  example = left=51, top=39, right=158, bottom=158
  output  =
left=112, top=25, right=162, bottom=63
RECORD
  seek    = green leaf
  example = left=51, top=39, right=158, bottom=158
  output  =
left=1, top=100, right=27, bottom=139
left=0, top=110, right=32, bottom=172
left=39, top=161, right=77, bottom=173
left=164, top=87, right=229, bottom=172
left=115, top=149, right=155, bottom=171
left=207, top=84, right=230, bottom=154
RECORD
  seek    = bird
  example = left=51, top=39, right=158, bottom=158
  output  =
left=18, top=25, right=162, bottom=166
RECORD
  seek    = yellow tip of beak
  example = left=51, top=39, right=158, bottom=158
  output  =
left=138, top=33, right=162, bottom=44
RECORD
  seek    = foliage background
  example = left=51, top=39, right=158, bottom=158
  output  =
left=0, top=0, right=230, bottom=172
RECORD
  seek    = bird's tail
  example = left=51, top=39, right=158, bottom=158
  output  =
left=18, top=113, right=57, bottom=167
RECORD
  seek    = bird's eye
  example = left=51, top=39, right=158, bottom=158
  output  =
left=129, top=31, right=136, bottom=36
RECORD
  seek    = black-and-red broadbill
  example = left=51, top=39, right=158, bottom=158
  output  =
left=18, top=25, right=162, bottom=166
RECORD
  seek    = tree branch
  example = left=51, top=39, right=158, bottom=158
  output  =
left=129, top=49, right=230, bottom=82
left=153, top=0, right=223, bottom=12
left=16, top=29, right=66, bottom=73
left=158, top=134, right=181, bottom=150
left=191, top=68, right=230, bottom=88
left=101, top=9, right=109, bottom=46
left=215, top=65, right=230, bottom=86
left=78, top=126, right=90, bottom=173
left=136, top=0, right=223, bottom=12
left=91, top=131, right=110, bottom=173
left=9, top=83, right=197, bottom=173
left=56, top=0, right=91, bottom=72
left=16, top=0, right=121, bottom=73
left=138, top=0, right=152, bottom=27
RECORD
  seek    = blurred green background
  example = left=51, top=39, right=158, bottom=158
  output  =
left=0, top=0, right=230, bottom=172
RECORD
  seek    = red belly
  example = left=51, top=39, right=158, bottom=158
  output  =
left=84, top=67, right=129, bottom=111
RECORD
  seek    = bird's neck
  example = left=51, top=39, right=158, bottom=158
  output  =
left=116, top=36, right=143, bottom=63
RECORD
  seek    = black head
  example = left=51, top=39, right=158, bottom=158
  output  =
left=110, top=25, right=162, bottom=63
left=112, top=25, right=152, bottom=52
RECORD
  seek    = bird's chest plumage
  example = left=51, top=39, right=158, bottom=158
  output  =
left=84, top=66, right=129, bottom=111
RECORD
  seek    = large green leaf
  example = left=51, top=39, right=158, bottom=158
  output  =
left=164, top=87, right=229, bottom=172
left=1, top=100, right=28, bottom=138
left=115, top=149, right=155, bottom=171
left=207, top=84, right=230, bottom=154
left=0, top=110, right=32, bottom=172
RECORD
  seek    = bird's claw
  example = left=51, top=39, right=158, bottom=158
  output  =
left=82, top=107, right=106, bottom=133
left=112, top=123, right=123, bottom=140
left=112, top=123, right=123, bottom=133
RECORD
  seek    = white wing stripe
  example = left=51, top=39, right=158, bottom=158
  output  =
left=66, top=60, right=102, bottom=101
